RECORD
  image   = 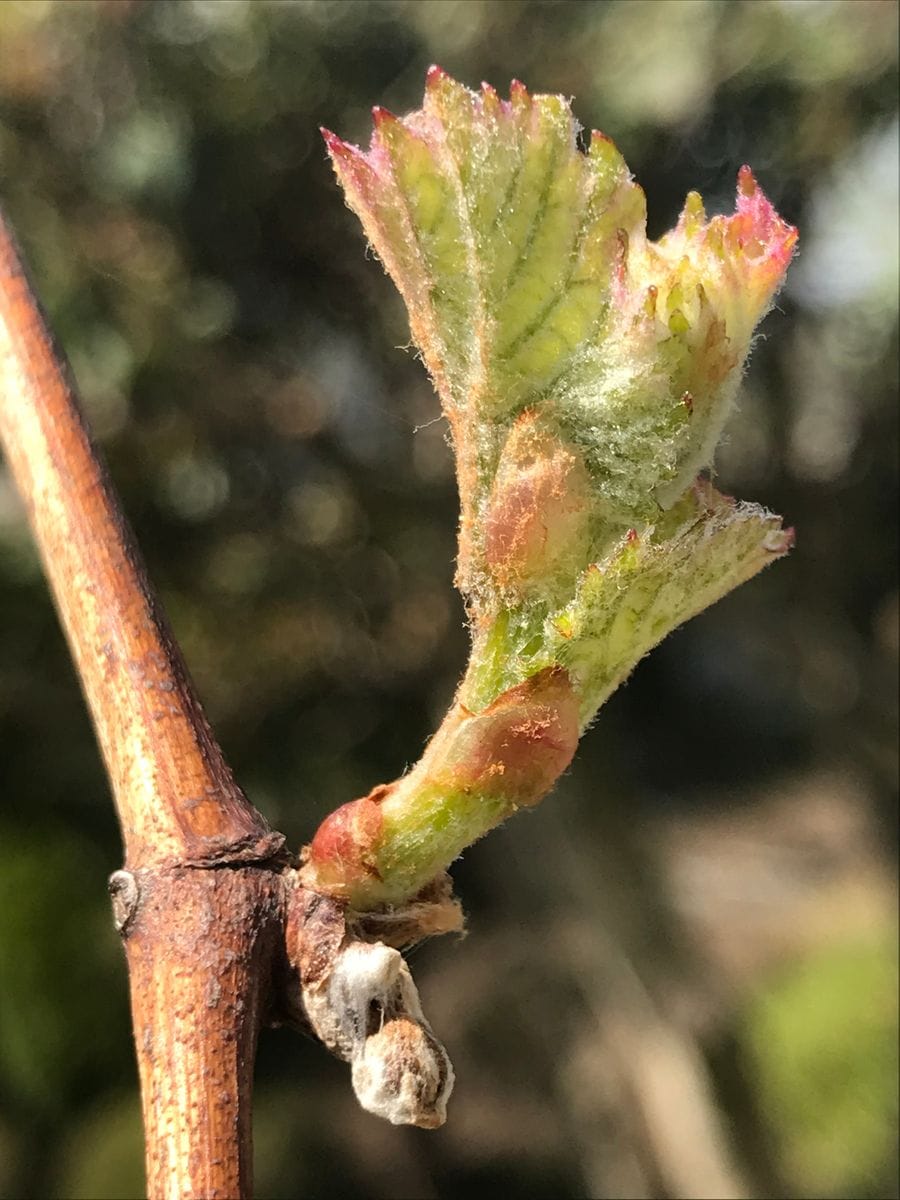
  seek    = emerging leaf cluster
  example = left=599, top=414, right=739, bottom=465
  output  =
left=305, top=70, right=796, bottom=909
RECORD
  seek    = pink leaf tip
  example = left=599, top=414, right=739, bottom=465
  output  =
left=320, top=127, right=343, bottom=151
left=426, top=64, right=450, bottom=88
left=372, top=105, right=399, bottom=128
left=320, top=127, right=363, bottom=170
left=731, top=166, right=797, bottom=264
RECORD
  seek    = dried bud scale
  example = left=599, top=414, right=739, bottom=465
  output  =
left=285, top=885, right=456, bottom=1129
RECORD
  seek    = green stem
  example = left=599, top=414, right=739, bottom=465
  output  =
left=301, top=660, right=579, bottom=909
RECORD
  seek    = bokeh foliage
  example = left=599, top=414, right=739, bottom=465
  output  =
left=0, top=2, right=896, bottom=1198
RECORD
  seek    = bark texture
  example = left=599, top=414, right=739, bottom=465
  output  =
left=111, top=867, right=283, bottom=1199
left=0, top=209, right=288, bottom=1198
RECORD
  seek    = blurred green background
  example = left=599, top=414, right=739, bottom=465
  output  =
left=0, top=2, right=897, bottom=1198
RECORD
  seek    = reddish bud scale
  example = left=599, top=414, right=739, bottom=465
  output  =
left=307, top=784, right=389, bottom=892
left=442, top=667, right=579, bottom=806
left=481, top=413, right=591, bottom=594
